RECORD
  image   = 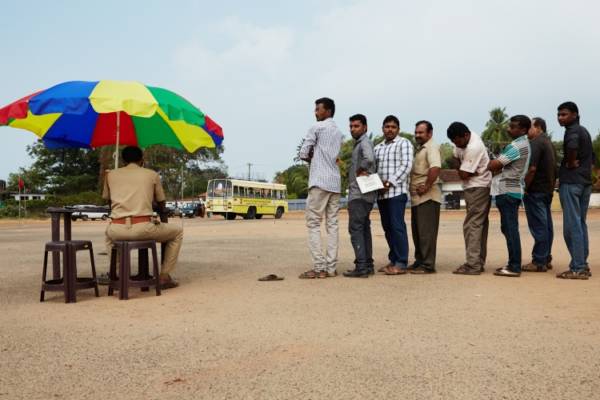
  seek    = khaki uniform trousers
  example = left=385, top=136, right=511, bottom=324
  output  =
left=462, top=187, right=491, bottom=270
left=105, top=220, right=183, bottom=276
left=305, top=187, right=340, bottom=273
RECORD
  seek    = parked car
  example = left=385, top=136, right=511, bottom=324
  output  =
left=70, top=204, right=110, bottom=221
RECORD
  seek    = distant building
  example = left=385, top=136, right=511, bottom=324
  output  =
left=438, top=169, right=464, bottom=209
left=0, top=180, right=6, bottom=193
left=12, top=193, right=47, bottom=201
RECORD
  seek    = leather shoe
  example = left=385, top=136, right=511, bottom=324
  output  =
left=343, top=269, right=370, bottom=278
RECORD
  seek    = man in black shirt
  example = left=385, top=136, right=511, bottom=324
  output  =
left=523, top=117, right=556, bottom=272
left=556, top=102, right=593, bottom=280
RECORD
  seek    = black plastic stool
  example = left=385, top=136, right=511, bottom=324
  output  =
left=108, top=240, right=161, bottom=300
left=41, top=240, right=99, bottom=303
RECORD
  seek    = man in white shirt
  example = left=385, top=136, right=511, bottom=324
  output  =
left=447, top=122, right=492, bottom=275
left=298, top=97, right=343, bottom=279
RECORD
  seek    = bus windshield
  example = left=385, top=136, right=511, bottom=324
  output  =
left=208, top=179, right=232, bottom=197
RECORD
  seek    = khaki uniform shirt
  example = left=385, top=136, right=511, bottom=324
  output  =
left=102, top=163, right=166, bottom=219
left=410, top=139, right=442, bottom=206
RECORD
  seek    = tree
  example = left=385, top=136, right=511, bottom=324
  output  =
left=439, top=142, right=455, bottom=168
left=7, top=141, right=101, bottom=194
left=593, top=131, right=600, bottom=168
left=274, top=164, right=309, bottom=199
left=481, top=107, right=510, bottom=156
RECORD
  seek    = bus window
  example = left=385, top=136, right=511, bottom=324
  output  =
left=233, top=186, right=239, bottom=197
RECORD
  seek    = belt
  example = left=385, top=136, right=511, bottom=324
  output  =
left=111, top=216, right=153, bottom=224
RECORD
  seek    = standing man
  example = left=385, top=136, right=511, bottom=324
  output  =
left=556, top=101, right=594, bottom=280
left=103, top=146, right=183, bottom=289
left=374, top=115, right=413, bottom=275
left=298, top=97, right=343, bottom=279
left=343, top=114, right=377, bottom=278
left=447, top=122, right=492, bottom=275
left=409, top=120, right=442, bottom=274
left=488, top=115, right=531, bottom=277
left=523, top=117, right=556, bottom=272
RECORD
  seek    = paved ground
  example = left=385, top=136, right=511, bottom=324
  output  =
left=1, top=209, right=599, bottom=399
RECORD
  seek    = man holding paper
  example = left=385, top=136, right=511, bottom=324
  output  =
left=374, top=115, right=414, bottom=275
left=343, top=114, right=377, bottom=278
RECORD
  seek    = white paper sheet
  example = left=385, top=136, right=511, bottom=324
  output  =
left=356, top=173, right=384, bottom=193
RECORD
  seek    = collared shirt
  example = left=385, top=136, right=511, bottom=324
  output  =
left=453, top=132, right=492, bottom=189
left=374, top=135, right=413, bottom=200
left=496, top=134, right=530, bottom=199
left=102, top=163, right=166, bottom=219
left=298, top=118, right=343, bottom=193
left=559, top=122, right=593, bottom=185
left=528, top=133, right=557, bottom=194
left=348, top=133, right=377, bottom=203
left=410, top=139, right=442, bottom=206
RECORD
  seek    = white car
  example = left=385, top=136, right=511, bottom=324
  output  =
left=70, top=204, right=110, bottom=221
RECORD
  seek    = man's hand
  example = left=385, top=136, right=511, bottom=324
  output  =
left=416, top=183, right=430, bottom=195
left=379, top=180, right=391, bottom=193
left=356, top=168, right=369, bottom=177
left=567, top=159, right=580, bottom=169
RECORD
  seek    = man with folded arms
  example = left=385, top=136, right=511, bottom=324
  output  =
left=409, top=120, right=442, bottom=274
left=447, top=122, right=492, bottom=275
left=488, top=115, right=531, bottom=278
left=103, top=146, right=183, bottom=289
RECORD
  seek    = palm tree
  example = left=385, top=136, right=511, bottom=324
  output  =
left=481, top=107, right=510, bottom=156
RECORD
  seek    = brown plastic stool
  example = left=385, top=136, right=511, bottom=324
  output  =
left=41, top=240, right=100, bottom=303
left=108, top=240, right=161, bottom=300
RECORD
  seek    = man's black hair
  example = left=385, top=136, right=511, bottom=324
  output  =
left=382, top=115, right=400, bottom=126
left=315, top=97, right=335, bottom=117
left=446, top=122, right=470, bottom=140
left=122, top=146, right=143, bottom=163
left=349, top=114, right=367, bottom=126
left=510, top=115, right=531, bottom=132
left=416, top=120, right=433, bottom=132
left=532, top=117, right=547, bottom=133
left=557, top=101, right=579, bottom=114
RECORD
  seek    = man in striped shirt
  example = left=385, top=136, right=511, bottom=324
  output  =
left=298, top=97, right=343, bottom=279
left=488, top=115, right=531, bottom=277
left=374, top=115, right=413, bottom=275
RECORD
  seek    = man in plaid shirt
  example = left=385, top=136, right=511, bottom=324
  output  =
left=374, top=115, right=414, bottom=275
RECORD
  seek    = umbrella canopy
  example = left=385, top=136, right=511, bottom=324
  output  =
left=0, top=80, right=224, bottom=152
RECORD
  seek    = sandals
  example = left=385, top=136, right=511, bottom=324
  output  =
left=556, top=270, right=589, bottom=280
left=258, top=274, right=284, bottom=281
left=298, top=270, right=318, bottom=279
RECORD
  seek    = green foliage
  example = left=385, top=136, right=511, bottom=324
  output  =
left=274, top=164, right=309, bottom=198
left=481, top=107, right=510, bottom=156
left=593, top=131, right=600, bottom=168
left=7, top=141, right=101, bottom=194
left=0, top=192, right=105, bottom=219
left=439, top=142, right=455, bottom=168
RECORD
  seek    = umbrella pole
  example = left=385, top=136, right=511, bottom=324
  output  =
left=114, top=111, right=121, bottom=169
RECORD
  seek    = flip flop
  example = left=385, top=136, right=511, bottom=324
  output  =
left=258, top=274, right=284, bottom=281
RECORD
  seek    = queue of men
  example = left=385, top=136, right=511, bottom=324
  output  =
left=299, top=98, right=594, bottom=280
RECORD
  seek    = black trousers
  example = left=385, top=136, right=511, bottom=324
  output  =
left=348, top=199, right=374, bottom=271
left=411, top=200, right=440, bottom=270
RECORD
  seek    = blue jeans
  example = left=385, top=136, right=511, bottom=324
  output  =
left=495, top=194, right=522, bottom=272
left=523, top=192, right=554, bottom=266
left=559, top=183, right=591, bottom=272
left=377, top=194, right=408, bottom=268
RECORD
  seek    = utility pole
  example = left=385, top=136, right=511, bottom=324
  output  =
left=247, top=163, right=253, bottom=181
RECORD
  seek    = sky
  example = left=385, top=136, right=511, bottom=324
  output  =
left=1, top=0, right=599, bottom=182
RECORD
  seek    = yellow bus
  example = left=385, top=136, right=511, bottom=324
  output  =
left=206, top=179, right=288, bottom=220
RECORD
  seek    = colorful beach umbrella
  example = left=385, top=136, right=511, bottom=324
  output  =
left=0, top=80, right=223, bottom=167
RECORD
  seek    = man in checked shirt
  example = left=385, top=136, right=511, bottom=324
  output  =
left=374, top=115, right=414, bottom=275
left=298, top=98, right=343, bottom=279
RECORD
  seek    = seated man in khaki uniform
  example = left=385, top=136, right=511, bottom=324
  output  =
left=103, top=146, right=183, bottom=289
